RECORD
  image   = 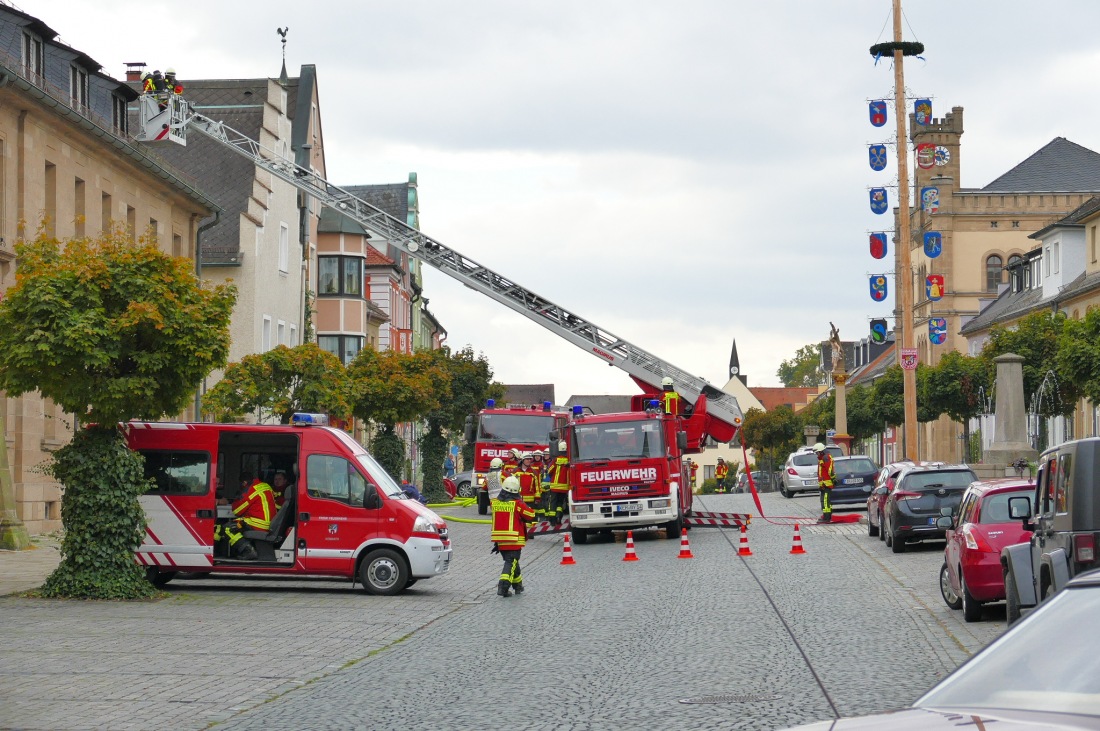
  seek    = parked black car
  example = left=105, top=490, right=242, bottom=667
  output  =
left=829, top=456, right=878, bottom=505
left=883, top=464, right=977, bottom=553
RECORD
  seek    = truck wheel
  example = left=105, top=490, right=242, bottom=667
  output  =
left=477, top=492, right=489, bottom=515
left=1004, top=565, right=1021, bottom=626
left=359, top=548, right=409, bottom=596
left=571, top=527, right=589, bottom=545
left=939, top=562, right=961, bottom=610
left=665, top=507, right=684, bottom=539
left=145, top=567, right=177, bottom=588
left=961, top=574, right=983, bottom=622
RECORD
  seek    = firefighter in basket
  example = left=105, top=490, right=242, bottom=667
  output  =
left=661, top=377, right=680, bottom=415
left=491, top=475, right=536, bottom=597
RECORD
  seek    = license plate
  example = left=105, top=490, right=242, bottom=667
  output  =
left=615, top=503, right=642, bottom=513
left=843, top=478, right=862, bottom=484
left=803, top=479, right=817, bottom=486
left=928, top=517, right=937, bottom=525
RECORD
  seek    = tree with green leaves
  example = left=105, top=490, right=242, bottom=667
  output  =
left=0, top=229, right=235, bottom=598
left=1058, top=307, right=1100, bottom=406
left=777, top=344, right=828, bottom=387
left=202, top=343, right=351, bottom=424
left=347, top=348, right=447, bottom=481
left=922, top=350, right=989, bottom=451
left=740, top=405, right=801, bottom=478
left=980, top=310, right=1078, bottom=417
left=799, top=390, right=835, bottom=435
left=844, top=384, right=880, bottom=443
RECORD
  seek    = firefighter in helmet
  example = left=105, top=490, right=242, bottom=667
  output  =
left=514, top=452, right=539, bottom=536
left=490, top=475, right=536, bottom=596
left=661, top=376, right=680, bottom=415
left=486, top=457, right=504, bottom=500
left=715, top=457, right=729, bottom=494
left=546, top=441, right=570, bottom=526
left=814, top=443, right=835, bottom=523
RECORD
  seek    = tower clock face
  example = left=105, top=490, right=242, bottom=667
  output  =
left=729, top=366, right=739, bottom=376
left=934, top=146, right=951, bottom=166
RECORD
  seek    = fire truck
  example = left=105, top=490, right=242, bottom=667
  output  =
left=563, top=392, right=731, bottom=543
left=134, top=92, right=745, bottom=507
left=464, top=400, right=569, bottom=514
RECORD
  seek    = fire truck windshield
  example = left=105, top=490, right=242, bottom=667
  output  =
left=572, top=421, right=664, bottom=462
left=476, top=414, right=555, bottom=444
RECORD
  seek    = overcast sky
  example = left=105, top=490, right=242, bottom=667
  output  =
left=33, top=0, right=1100, bottom=404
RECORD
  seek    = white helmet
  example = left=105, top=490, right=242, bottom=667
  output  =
left=501, top=475, right=521, bottom=495
left=558, top=441, right=566, bottom=451
left=165, top=67, right=176, bottom=75
left=661, top=377, right=674, bottom=387
left=490, top=457, right=503, bottom=469
left=520, top=451, right=534, bottom=461
left=813, top=442, right=826, bottom=453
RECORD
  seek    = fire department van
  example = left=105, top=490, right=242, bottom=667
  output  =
left=129, top=414, right=452, bottom=595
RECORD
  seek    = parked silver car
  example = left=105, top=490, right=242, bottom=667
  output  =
left=779, top=445, right=844, bottom=498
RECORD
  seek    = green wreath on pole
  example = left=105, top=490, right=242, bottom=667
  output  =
left=869, top=41, right=924, bottom=58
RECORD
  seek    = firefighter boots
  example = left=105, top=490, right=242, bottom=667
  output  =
left=497, top=580, right=512, bottom=597
left=513, top=581, right=524, bottom=594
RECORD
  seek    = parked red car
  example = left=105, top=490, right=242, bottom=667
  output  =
left=940, top=478, right=1034, bottom=622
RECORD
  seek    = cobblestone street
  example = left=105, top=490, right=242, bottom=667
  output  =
left=0, top=492, right=1005, bottom=731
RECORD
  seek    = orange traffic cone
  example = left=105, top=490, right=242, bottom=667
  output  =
left=737, top=525, right=753, bottom=556
left=790, top=523, right=807, bottom=555
left=622, top=530, right=640, bottom=561
left=677, top=528, right=694, bottom=559
left=560, top=533, right=577, bottom=565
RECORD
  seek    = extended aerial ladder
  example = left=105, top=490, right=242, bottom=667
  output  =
left=135, top=94, right=744, bottom=442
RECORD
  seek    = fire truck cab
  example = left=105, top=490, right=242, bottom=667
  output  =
left=129, top=414, right=451, bottom=595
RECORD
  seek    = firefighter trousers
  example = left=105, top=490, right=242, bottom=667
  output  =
left=500, top=549, right=522, bottom=585
left=548, top=491, right=569, bottom=524
left=819, top=487, right=832, bottom=520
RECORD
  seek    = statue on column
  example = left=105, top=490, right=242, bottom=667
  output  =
left=829, top=322, right=844, bottom=373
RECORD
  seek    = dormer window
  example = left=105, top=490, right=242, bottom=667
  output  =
left=111, top=94, right=128, bottom=135
left=70, top=66, right=89, bottom=110
left=22, top=31, right=43, bottom=80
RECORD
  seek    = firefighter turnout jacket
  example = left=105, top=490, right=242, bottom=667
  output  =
left=547, top=456, right=570, bottom=492
left=817, top=454, right=835, bottom=489
left=233, top=480, right=277, bottom=531
left=491, top=497, right=536, bottom=549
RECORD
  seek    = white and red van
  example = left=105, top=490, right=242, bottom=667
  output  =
left=128, top=414, right=452, bottom=595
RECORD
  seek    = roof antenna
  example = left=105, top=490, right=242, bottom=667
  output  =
left=277, top=27, right=289, bottom=83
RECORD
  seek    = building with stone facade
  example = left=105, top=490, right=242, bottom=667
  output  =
left=902, top=106, right=1100, bottom=460
left=0, top=5, right=217, bottom=533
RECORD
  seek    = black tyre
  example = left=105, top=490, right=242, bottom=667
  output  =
left=890, top=526, right=906, bottom=553
left=961, top=573, right=983, bottom=622
left=405, top=577, right=418, bottom=588
left=867, top=514, right=879, bottom=537
left=359, top=548, right=410, bottom=596
left=883, top=519, right=893, bottom=547
left=1004, top=565, right=1022, bottom=626
left=477, top=491, right=489, bottom=515
left=780, top=482, right=792, bottom=499
left=665, top=507, right=684, bottom=539
left=939, top=562, right=962, bottom=610
left=145, top=567, right=177, bottom=588
left=456, top=480, right=476, bottom=499
left=572, top=527, right=589, bottom=545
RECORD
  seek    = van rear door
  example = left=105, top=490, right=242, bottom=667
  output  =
left=127, top=424, right=219, bottom=571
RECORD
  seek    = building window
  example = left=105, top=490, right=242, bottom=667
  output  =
left=318, top=335, right=363, bottom=365
left=1044, top=247, right=1051, bottom=276
left=262, top=316, right=272, bottom=351
left=277, top=320, right=285, bottom=346
left=317, top=255, right=363, bottom=296
left=70, top=66, right=89, bottom=110
left=985, top=254, right=1003, bottom=292
left=290, top=325, right=298, bottom=347
left=278, top=223, right=289, bottom=273
left=111, top=95, right=128, bottom=136
left=1052, top=242, right=1060, bottom=274
left=22, top=32, right=43, bottom=79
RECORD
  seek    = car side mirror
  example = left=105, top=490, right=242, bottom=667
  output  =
left=364, top=485, right=382, bottom=510
left=935, top=516, right=953, bottom=530
left=939, top=506, right=953, bottom=517
left=1008, top=495, right=1032, bottom=528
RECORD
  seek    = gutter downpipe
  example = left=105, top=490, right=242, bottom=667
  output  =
left=193, top=211, right=219, bottom=421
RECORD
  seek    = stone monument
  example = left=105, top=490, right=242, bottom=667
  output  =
left=985, top=353, right=1038, bottom=468
left=828, top=323, right=852, bottom=456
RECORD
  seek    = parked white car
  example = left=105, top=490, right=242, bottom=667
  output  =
left=780, top=445, right=843, bottom=498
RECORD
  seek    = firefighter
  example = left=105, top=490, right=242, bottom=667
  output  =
left=485, top=457, right=504, bottom=500
left=216, top=471, right=277, bottom=560
left=661, top=376, right=680, bottom=415
left=490, top=475, right=536, bottom=596
left=546, top=441, right=570, bottom=526
left=715, top=457, right=729, bottom=494
left=164, top=67, right=183, bottom=95
left=140, top=71, right=155, bottom=94
left=814, top=443, right=835, bottom=523
left=689, top=459, right=699, bottom=492
left=530, top=450, right=547, bottom=520
left=514, top=452, right=539, bottom=536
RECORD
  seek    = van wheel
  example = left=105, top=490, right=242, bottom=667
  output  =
left=572, top=527, right=589, bottom=545
left=359, top=549, right=409, bottom=596
left=405, top=578, right=418, bottom=588
left=145, top=567, right=177, bottom=588
left=1004, top=565, right=1022, bottom=626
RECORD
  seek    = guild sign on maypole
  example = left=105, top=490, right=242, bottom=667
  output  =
left=868, top=0, right=925, bottom=461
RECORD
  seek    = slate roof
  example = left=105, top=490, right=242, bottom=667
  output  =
left=958, top=281, right=1047, bottom=335
left=1031, top=196, right=1100, bottom=239
left=563, top=395, right=632, bottom=414
left=318, top=205, right=369, bottom=235
left=340, top=184, right=410, bottom=263
left=847, top=336, right=897, bottom=387
left=143, top=79, right=270, bottom=263
left=981, top=138, right=1100, bottom=193
left=502, top=384, right=556, bottom=407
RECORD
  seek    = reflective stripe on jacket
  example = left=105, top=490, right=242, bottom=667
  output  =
left=818, top=455, right=835, bottom=488
left=233, top=481, right=277, bottom=531
left=715, top=463, right=729, bottom=479
left=548, top=457, right=570, bottom=492
left=491, top=498, right=536, bottom=549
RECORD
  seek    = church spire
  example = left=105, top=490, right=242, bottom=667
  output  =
left=728, top=340, right=746, bottom=386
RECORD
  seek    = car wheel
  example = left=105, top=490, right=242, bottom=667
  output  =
left=940, top=562, right=962, bottom=609
left=779, top=481, right=792, bottom=498
left=1004, top=564, right=1022, bottom=626
left=477, top=491, right=489, bottom=515
left=359, top=548, right=409, bottom=596
left=572, top=527, right=589, bottom=545
left=961, top=573, right=983, bottom=622
left=867, top=513, right=879, bottom=537
left=456, top=480, right=476, bottom=499
left=890, top=524, right=905, bottom=553
left=883, top=518, right=893, bottom=547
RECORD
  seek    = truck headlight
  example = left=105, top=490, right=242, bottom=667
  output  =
left=649, top=499, right=671, bottom=509
left=572, top=504, right=593, bottom=514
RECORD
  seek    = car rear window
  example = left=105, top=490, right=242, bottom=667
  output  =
left=904, top=470, right=976, bottom=491
left=835, top=458, right=876, bottom=476
left=792, top=453, right=816, bottom=467
left=979, top=490, right=1032, bottom=523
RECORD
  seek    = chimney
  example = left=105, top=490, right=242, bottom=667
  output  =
left=124, top=62, right=147, bottom=82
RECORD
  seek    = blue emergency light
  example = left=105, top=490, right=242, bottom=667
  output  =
left=542, top=401, right=551, bottom=411
left=572, top=405, right=584, bottom=417
left=291, top=412, right=329, bottom=426
left=486, top=399, right=496, bottom=408
left=648, top=400, right=660, bottom=410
